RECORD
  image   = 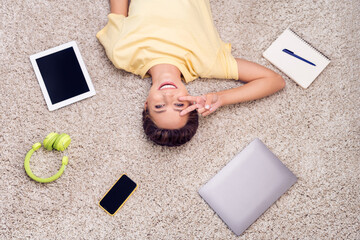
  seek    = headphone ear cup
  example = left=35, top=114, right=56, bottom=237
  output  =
left=43, top=132, right=59, bottom=151
left=53, top=133, right=71, bottom=151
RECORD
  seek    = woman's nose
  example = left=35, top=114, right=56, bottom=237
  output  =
left=164, top=91, right=175, bottom=97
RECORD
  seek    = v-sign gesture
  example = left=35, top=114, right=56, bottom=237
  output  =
left=179, top=94, right=222, bottom=117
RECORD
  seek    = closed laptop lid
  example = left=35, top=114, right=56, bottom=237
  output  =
left=199, top=138, right=297, bottom=235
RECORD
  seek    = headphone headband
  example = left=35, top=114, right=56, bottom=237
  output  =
left=24, top=133, right=71, bottom=183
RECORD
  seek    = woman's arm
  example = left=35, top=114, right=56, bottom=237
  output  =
left=110, top=0, right=129, bottom=16
left=180, top=58, right=285, bottom=116
left=217, top=58, right=285, bottom=106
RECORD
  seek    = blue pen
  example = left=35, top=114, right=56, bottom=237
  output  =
left=282, top=49, right=316, bottom=66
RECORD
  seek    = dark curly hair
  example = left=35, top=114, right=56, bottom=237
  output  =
left=142, top=108, right=199, bottom=147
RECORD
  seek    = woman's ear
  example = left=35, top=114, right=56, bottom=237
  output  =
left=144, top=101, right=148, bottom=109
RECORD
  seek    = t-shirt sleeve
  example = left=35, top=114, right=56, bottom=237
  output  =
left=96, top=13, right=126, bottom=63
left=203, top=42, right=239, bottom=80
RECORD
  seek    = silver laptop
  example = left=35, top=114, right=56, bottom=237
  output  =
left=199, top=138, right=297, bottom=236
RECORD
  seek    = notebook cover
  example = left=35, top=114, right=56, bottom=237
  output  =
left=263, top=28, right=330, bottom=88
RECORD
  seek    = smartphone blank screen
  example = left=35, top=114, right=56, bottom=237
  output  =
left=99, top=174, right=137, bottom=215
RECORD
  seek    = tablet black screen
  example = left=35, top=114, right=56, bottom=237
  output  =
left=36, top=47, right=90, bottom=104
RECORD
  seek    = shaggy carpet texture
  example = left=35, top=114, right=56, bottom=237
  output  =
left=1, top=0, right=359, bottom=239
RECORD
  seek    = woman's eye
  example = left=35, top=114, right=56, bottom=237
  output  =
left=155, top=104, right=164, bottom=109
left=175, top=103, right=184, bottom=107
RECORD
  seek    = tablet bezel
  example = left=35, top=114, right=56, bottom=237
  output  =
left=30, top=41, right=96, bottom=111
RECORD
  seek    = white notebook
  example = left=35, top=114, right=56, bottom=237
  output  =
left=263, top=28, right=330, bottom=89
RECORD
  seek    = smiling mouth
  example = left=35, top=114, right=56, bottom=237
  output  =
left=159, top=82, right=177, bottom=90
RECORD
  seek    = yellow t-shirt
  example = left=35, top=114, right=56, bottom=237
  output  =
left=96, top=0, right=238, bottom=83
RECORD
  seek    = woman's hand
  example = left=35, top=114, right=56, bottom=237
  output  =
left=179, top=59, right=285, bottom=117
left=179, top=93, right=222, bottom=117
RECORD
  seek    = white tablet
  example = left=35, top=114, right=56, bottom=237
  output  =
left=30, top=41, right=96, bottom=111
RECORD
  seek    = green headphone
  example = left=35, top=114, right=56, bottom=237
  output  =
left=24, top=132, right=71, bottom=183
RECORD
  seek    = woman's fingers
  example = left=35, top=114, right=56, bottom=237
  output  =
left=202, top=107, right=216, bottom=116
left=202, top=111, right=212, bottom=117
left=204, top=94, right=213, bottom=110
left=179, top=94, right=219, bottom=117
left=179, top=96, right=198, bottom=102
left=180, top=104, right=199, bottom=116
left=197, top=108, right=206, bottom=116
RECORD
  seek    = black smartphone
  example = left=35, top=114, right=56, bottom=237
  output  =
left=99, top=174, right=138, bottom=216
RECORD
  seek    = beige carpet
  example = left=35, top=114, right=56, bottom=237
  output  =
left=1, top=0, right=359, bottom=239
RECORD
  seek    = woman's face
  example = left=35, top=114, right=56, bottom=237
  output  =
left=145, top=79, right=190, bottom=129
